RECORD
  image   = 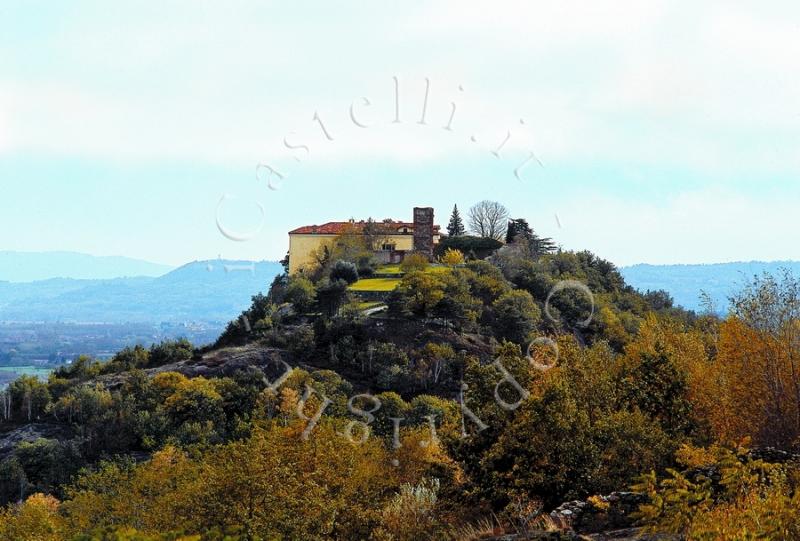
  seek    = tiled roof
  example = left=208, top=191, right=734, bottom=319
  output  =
left=289, top=220, right=440, bottom=235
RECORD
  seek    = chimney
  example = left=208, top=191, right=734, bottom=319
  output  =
left=412, top=207, right=434, bottom=257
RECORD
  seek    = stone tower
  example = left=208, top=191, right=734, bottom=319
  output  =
left=412, top=207, right=434, bottom=257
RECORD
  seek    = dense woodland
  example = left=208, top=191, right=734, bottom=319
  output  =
left=2, top=203, right=800, bottom=540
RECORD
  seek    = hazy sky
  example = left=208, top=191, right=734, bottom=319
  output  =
left=1, top=1, right=799, bottom=266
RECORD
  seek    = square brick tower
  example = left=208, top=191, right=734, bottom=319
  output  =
left=412, top=207, right=434, bottom=258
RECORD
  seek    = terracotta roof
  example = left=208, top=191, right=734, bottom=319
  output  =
left=289, top=220, right=440, bottom=235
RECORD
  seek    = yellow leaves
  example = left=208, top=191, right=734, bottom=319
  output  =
left=163, top=377, right=222, bottom=407
left=598, top=306, right=629, bottom=349
left=0, top=493, right=65, bottom=541
left=587, top=495, right=610, bottom=511
left=393, top=427, right=459, bottom=485
left=674, top=443, right=718, bottom=469
left=377, top=478, right=443, bottom=541
left=51, top=420, right=455, bottom=539
left=88, top=528, right=202, bottom=541
left=398, top=271, right=446, bottom=316
left=686, top=478, right=800, bottom=540
left=150, top=371, right=188, bottom=398
left=400, top=253, right=430, bottom=273
left=278, top=387, right=299, bottom=416
left=636, top=444, right=800, bottom=540
left=707, top=316, right=800, bottom=447
left=63, top=447, right=201, bottom=535
left=440, top=248, right=465, bottom=267
left=623, top=314, right=707, bottom=373
left=620, top=314, right=736, bottom=443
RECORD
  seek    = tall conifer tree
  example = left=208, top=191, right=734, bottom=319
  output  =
left=447, top=205, right=466, bottom=236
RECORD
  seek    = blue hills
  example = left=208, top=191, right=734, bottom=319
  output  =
left=620, top=260, right=800, bottom=313
left=0, top=251, right=173, bottom=282
left=2, top=251, right=798, bottom=321
left=0, top=259, right=282, bottom=323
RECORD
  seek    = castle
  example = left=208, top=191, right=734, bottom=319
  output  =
left=287, top=207, right=440, bottom=274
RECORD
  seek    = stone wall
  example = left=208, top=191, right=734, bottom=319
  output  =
left=549, top=492, right=647, bottom=534
left=412, top=207, right=434, bottom=257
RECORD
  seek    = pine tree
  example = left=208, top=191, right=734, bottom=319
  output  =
left=506, top=218, right=533, bottom=243
left=447, top=205, right=466, bottom=237
left=530, top=230, right=557, bottom=256
left=506, top=218, right=557, bottom=255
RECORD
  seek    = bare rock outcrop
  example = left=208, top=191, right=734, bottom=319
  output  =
left=0, top=423, right=71, bottom=459
left=100, top=344, right=291, bottom=388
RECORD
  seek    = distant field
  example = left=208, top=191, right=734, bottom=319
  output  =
left=0, top=365, right=52, bottom=382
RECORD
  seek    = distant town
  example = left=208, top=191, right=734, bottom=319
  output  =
left=0, top=320, right=225, bottom=386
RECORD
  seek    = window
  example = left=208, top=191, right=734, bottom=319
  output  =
left=381, top=243, right=396, bottom=251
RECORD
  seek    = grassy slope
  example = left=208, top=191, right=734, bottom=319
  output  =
left=349, top=277, right=401, bottom=291
left=349, top=264, right=450, bottom=292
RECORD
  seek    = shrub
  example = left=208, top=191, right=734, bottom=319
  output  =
left=440, top=248, right=465, bottom=267
left=491, top=290, right=542, bottom=344
left=287, top=325, right=315, bottom=361
left=284, top=275, right=317, bottom=312
left=330, top=260, right=359, bottom=284
left=356, top=255, right=378, bottom=277
left=149, top=339, right=194, bottom=368
left=400, top=253, right=430, bottom=273
left=434, top=235, right=502, bottom=260
left=376, top=478, right=446, bottom=541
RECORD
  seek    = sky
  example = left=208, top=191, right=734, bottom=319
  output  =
left=1, top=1, right=799, bottom=267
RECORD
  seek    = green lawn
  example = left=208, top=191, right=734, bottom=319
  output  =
left=351, top=264, right=453, bottom=292
left=355, top=301, right=385, bottom=310
left=349, top=277, right=401, bottom=291
left=375, top=264, right=450, bottom=274
left=377, top=264, right=403, bottom=274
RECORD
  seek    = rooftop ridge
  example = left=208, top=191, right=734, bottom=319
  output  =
left=289, top=220, right=440, bottom=235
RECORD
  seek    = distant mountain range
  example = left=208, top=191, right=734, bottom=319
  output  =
left=0, top=251, right=174, bottom=282
left=0, top=259, right=282, bottom=323
left=620, top=261, right=800, bottom=313
left=2, top=252, right=798, bottom=321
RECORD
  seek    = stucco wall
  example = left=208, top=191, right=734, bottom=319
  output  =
left=381, top=234, right=414, bottom=251
left=288, top=233, right=415, bottom=274
left=288, top=234, right=336, bottom=274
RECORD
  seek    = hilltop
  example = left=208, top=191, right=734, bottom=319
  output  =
left=0, top=251, right=173, bottom=282
left=2, top=233, right=800, bottom=539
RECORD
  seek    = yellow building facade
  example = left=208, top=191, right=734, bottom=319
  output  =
left=287, top=212, right=439, bottom=274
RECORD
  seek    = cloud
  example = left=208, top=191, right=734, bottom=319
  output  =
left=0, top=0, right=798, bottom=184
left=1, top=0, right=799, bottom=268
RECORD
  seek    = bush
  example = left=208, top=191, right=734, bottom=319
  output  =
left=434, top=235, right=502, bottom=260
left=356, top=255, right=378, bottom=277
left=330, top=260, right=359, bottom=284
left=149, top=339, right=193, bottom=368
left=491, top=290, right=541, bottom=344
left=101, top=345, right=149, bottom=374
left=315, top=278, right=350, bottom=316
left=400, top=253, right=430, bottom=273
left=376, top=478, right=446, bottom=541
left=284, top=276, right=317, bottom=312
left=287, top=325, right=315, bottom=361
